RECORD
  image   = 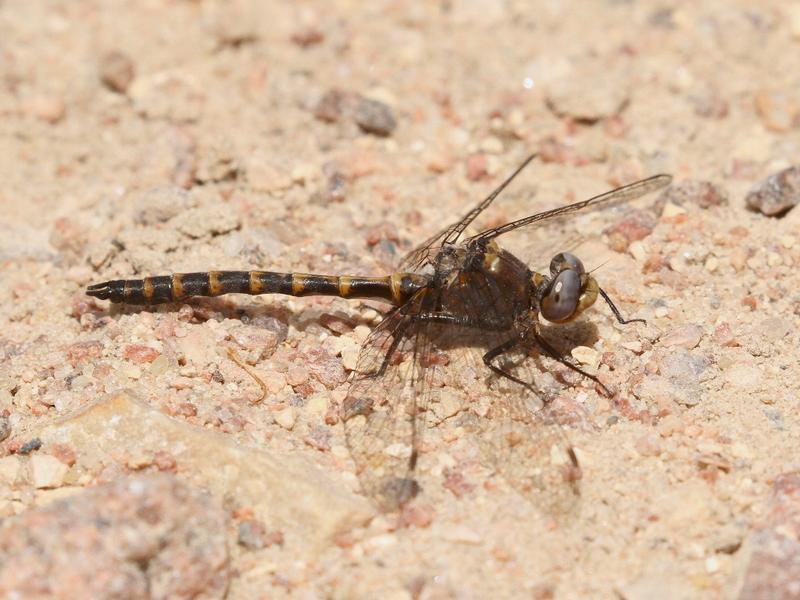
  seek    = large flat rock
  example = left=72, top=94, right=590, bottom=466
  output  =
left=33, top=392, right=373, bottom=556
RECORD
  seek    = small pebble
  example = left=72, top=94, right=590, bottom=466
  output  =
left=693, top=89, right=729, bottom=119
left=122, top=365, right=142, bottom=380
left=634, top=433, right=662, bottom=457
left=545, top=66, right=630, bottom=121
left=30, top=455, right=69, bottom=489
left=0, top=456, right=21, bottom=484
left=657, top=414, right=683, bottom=437
left=705, top=556, right=720, bottom=574
left=237, top=519, right=267, bottom=550
left=18, top=438, right=43, bottom=455
left=290, top=163, right=316, bottom=184
left=340, top=345, right=359, bottom=371
left=399, top=503, right=434, bottom=529
left=99, top=50, right=135, bottom=93
left=660, top=180, right=728, bottom=209
left=26, top=95, right=66, bottom=123
left=314, top=89, right=347, bottom=122
left=430, top=391, right=462, bottom=424
left=661, top=324, right=703, bottom=349
left=479, top=136, right=504, bottom=154
left=0, top=416, right=10, bottom=442
left=123, top=344, right=160, bottom=364
left=661, top=202, right=687, bottom=218
left=273, top=406, right=296, bottom=430
left=305, top=394, right=328, bottom=415
left=621, top=341, right=643, bottom=354
left=605, top=210, right=657, bottom=252
left=246, top=155, right=293, bottom=192
left=286, top=365, right=309, bottom=387
left=746, top=166, right=800, bottom=216
left=352, top=97, right=397, bottom=137
left=290, top=26, right=324, bottom=47
left=571, top=346, right=600, bottom=370
left=629, top=240, right=648, bottom=262
left=754, top=89, right=798, bottom=133
left=466, top=154, right=489, bottom=181
left=442, top=524, right=482, bottom=545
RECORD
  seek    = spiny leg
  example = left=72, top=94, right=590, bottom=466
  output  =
left=599, top=287, right=645, bottom=325
left=482, top=337, right=535, bottom=390
left=416, top=311, right=509, bottom=330
left=374, top=311, right=413, bottom=377
left=532, top=330, right=613, bottom=397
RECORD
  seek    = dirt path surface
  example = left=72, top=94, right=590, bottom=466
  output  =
left=1, top=2, right=799, bottom=598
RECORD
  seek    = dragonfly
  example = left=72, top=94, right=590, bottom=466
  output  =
left=87, top=154, right=671, bottom=514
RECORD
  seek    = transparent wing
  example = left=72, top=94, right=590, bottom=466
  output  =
left=440, top=269, right=582, bottom=517
left=341, top=289, right=440, bottom=511
left=470, top=174, right=672, bottom=242
left=466, top=354, right=583, bottom=517
left=412, top=261, right=582, bottom=516
left=400, top=154, right=537, bottom=271
left=447, top=346, right=582, bottom=518
left=342, top=265, right=583, bottom=515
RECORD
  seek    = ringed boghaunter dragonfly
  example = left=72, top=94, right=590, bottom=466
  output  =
left=87, top=155, right=671, bottom=514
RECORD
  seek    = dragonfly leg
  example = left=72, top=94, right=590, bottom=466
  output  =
left=416, top=311, right=507, bottom=329
left=370, top=310, right=490, bottom=380
left=532, top=330, right=613, bottom=397
left=374, top=312, right=412, bottom=377
left=482, top=337, right=534, bottom=390
left=598, top=287, right=645, bottom=325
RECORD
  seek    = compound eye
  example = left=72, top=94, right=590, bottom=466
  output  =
left=541, top=269, right=582, bottom=322
left=549, top=252, right=585, bottom=276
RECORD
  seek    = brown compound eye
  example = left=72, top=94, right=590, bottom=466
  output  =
left=549, top=252, right=585, bottom=276
left=541, top=269, right=582, bottom=322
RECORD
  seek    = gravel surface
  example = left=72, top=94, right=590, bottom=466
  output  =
left=1, top=1, right=799, bottom=598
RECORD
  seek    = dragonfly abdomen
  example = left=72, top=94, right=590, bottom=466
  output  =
left=86, top=271, right=427, bottom=305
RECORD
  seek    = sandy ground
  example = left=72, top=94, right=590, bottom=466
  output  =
left=1, top=1, right=800, bottom=598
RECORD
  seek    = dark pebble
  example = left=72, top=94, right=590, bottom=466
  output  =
left=99, top=51, right=135, bottom=94
left=237, top=519, right=267, bottom=550
left=605, top=209, right=658, bottom=251
left=746, top=166, right=800, bottom=216
left=738, top=473, right=800, bottom=598
left=352, top=97, right=397, bottom=136
left=314, top=89, right=347, bottom=123
left=0, top=416, right=10, bottom=442
left=18, top=438, right=42, bottom=454
left=314, top=89, right=397, bottom=137
left=658, top=180, right=728, bottom=210
left=290, top=27, right=324, bottom=48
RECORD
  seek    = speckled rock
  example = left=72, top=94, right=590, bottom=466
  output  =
left=0, top=474, right=229, bottom=599
left=737, top=473, right=800, bottom=598
left=31, top=392, right=372, bottom=555
left=746, top=166, right=800, bottom=216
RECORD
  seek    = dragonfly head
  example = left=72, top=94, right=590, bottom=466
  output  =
left=535, top=252, right=598, bottom=323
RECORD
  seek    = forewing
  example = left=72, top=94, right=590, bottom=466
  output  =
left=400, top=154, right=538, bottom=272
left=470, top=174, right=672, bottom=242
left=399, top=227, right=452, bottom=272
left=341, top=290, right=439, bottom=511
